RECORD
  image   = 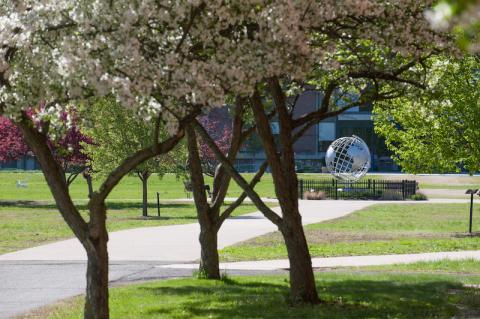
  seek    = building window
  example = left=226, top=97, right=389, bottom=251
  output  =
left=318, top=122, right=335, bottom=141
left=235, top=159, right=257, bottom=173
left=270, top=122, right=279, bottom=134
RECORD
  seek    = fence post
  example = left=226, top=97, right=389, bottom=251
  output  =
left=402, top=180, right=406, bottom=199
left=335, top=179, right=338, bottom=200
left=373, top=180, right=376, bottom=198
left=299, top=179, right=304, bottom=199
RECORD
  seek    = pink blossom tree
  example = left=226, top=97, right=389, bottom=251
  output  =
left=198, top=113, right=232, bottom=177
left=0, top=116, right=29, bottom=163
left=0, top=111, right=94, bottom=192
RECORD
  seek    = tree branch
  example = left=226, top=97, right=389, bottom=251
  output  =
left=91, top=129, right=185, bottom=208
left=192, top=119, right=282, bottom=226
left=216, top=160, right=269, bottom=230
left=292, top=80, right=337, bottom=128
left=153, top=113, right=162, bottom=145
left=186, top=124, right=212, bottom=225
left=66, top=171, right=80, bottom=187
left=249, top=88, right=283, bottom=179
left=175, top=3, right=206, bottom=53
left=293, top=103, right=363, bottom=142
left=348, top=70, right=426, bottom=89
left=16, top=115, right=88, bottom=243
left=211, top=97, right=245, bottom=210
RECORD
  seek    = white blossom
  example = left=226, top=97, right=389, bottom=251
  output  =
left=0, top=0, right=453, bottom=133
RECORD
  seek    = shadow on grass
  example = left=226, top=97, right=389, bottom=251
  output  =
left=125, top=215, right=198, bottom=221
left=0, top=200, right=191, bottom=211
left=228, top=215, right=264, bottom=220
left=133, top=278, right=465, bottom=319
left=454, top=231, right=480, bottom=238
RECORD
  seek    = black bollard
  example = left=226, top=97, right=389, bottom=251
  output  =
left=157, top=192, right=160, bottom=217
left=465, top=189, right=478, bottom=234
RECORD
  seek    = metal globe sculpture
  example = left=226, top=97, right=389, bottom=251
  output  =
left=325, top=135, right=371, bottom=181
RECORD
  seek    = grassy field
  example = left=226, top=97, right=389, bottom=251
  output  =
left=19, top=272, right=480, bottom=319
left=0, top=201, right=264, bottom=255
left=220, top=203, right=480, bottom=261
left=0, top=171, right=278, bottom=202
left=1, top=171, right=479, bottom=203
left=358, top=258, right=480, bottom=275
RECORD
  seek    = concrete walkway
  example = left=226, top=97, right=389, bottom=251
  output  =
left=159, top=250, right=480, bottom=271
left=0, top=200, right=372, bottom=262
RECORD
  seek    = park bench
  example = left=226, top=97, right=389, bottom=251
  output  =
left=16, top=179, right=28, bottom=188
left=183, top=180, right=212, bottom=198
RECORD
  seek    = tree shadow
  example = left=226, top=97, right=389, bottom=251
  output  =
left=454, top=231, right=480, bottom=238
left=0, top=200, right=58, bottom=209
left=132, top=278, right=467, bottom=319
left=0, top=200, right=191, bottom=211
left=228, top=215, right=264, bottom=220
left=124, top=215, right=198, bottom=221
left=106, top=202, right=191, bottom=211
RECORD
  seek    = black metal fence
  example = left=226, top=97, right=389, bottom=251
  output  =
left=298, top=178, right=417, bottom=200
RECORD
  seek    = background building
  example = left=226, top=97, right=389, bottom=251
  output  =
left=235, top=90, right=399, bottom=173
left=0, top=91, right=398, bottom=172
left=0, top=155, right=39, bottom=170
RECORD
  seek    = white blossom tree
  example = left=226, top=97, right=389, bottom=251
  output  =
left=0, top=2, right=218, bottom=318
left=0, top=0, right=454, bottom=316
left=183, top=0, right=453, bottom=305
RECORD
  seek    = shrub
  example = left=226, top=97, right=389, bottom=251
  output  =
left=303, top=190, right=326, bottom=200
left=379, top=190, right=403, bottom=200
left=410, top=191, right=428, bottom=201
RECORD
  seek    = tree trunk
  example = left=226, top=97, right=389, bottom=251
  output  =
left=280, top=210, right=320, bottom=304
left=198, top=216, right=220, bottom=279
left=84, top=205, right=109, bottom=319
left=85, top=174, right=94, bottom=199
left=84, top=238, right=109, bottom=319
left=186, top=124, right=221, bottom=279
left=249, top=80, right=320, bottom=304
left=138, top=171, right=150, bottom=217
left=142, top=175, right=148, bottom=217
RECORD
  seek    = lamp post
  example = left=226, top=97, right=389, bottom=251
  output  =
left=465, top=189, right=478, bottom=234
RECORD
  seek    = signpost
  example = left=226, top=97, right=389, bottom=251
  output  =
left=465, top=189, right=478, bottom=234
left=156, top=192, right=161, bottom=217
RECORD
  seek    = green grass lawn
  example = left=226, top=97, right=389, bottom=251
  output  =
left=19, top=272, right=480, bottom=319
left=0, top=201, right=264, bottom=255
left=0, top=171, right=278, bottom=202
left=220, top=203, right=480, bottom=261
left=1, top=171, right=479, bottom=203
left=358, top=259, right=480, bottom=276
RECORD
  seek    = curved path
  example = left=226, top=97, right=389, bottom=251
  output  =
left=0, top=200, right=371, bottom=262
left=161, top=250, right=480, bottom=270
left=0, top=198, right=478, bottom=318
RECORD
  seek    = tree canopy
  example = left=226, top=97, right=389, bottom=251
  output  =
left=82, top=98, right=184, bottom=178
left=0, top=108, right=92, bottom=184
left=374, top=56, right=480, bottom=174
